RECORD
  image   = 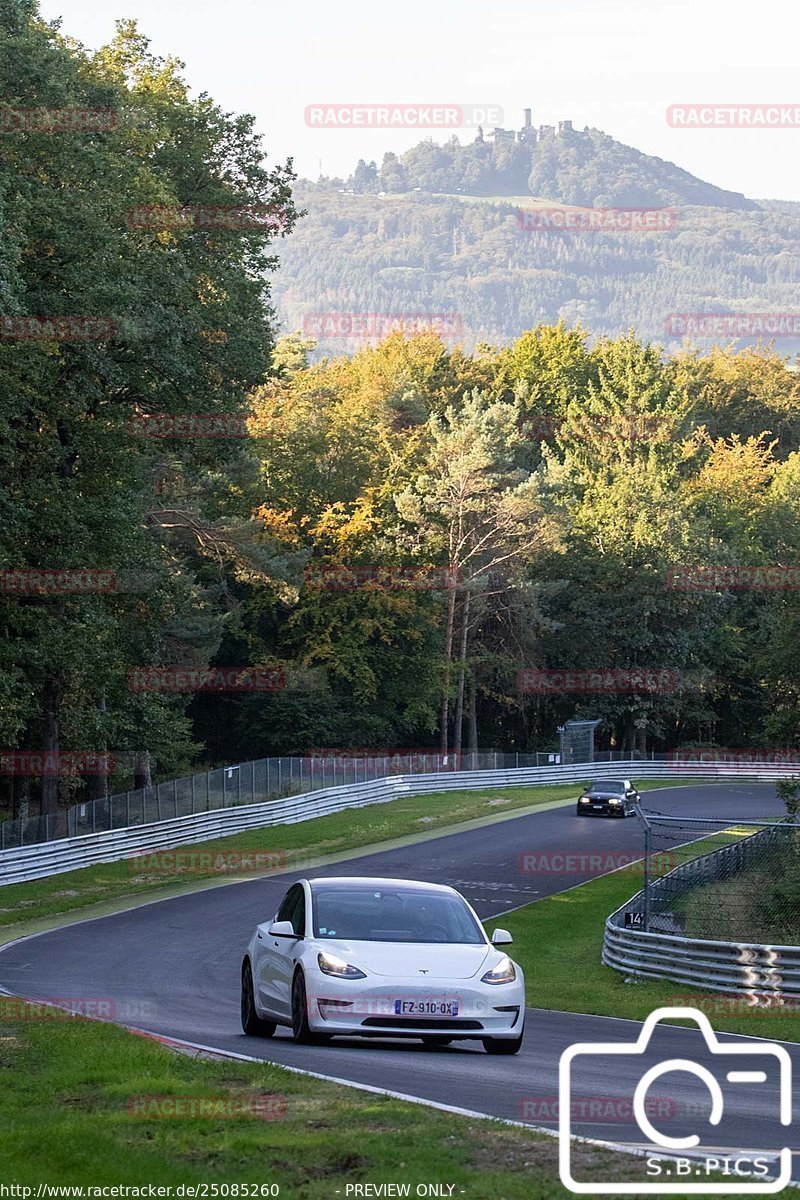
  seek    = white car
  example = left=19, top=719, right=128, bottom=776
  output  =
left=241, top=876, right=526, bottom=1054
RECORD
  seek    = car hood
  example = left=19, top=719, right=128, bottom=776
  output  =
left=585, top=791, right=624, bottom=800
left=316, top=940, right=493, bottom=979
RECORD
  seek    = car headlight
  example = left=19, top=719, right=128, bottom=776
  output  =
left=317, top=951, right=366, bottom=979
left=579, top=796, right=590, bottom=803
left=481, top=956, right=516, bottom=985
left=609, top=798, right=622, bottom=805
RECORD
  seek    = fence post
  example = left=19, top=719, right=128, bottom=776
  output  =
left=190, top=775, right=195, bottom=814
left=251, top=759, right=255, bottom=803
left=126, top=791, right=131, bottom=827
left=642, top=824, right=652, bottom=933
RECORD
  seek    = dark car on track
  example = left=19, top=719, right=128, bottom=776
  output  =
left=575, top=778, right=640, bottom=817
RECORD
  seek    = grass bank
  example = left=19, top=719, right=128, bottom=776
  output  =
left=0, top=1007, right=697, bottom=1197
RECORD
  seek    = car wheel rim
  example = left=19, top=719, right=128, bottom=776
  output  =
left=242, top=967, right=253, bottom=1022
left=292, top=976, right=305, bottom=1037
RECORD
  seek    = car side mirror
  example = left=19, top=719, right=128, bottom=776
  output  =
left=491, top=928, right=513, bottom=946
left=268, top=920, right=298, bottom=938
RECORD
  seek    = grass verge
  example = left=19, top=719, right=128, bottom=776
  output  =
left=487, top=830, right=799, bottom=1043
left=0, top=1007, right=724, bottom=1196
left=0, top=779, right=678, bottom=931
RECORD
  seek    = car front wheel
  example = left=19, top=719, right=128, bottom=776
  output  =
left=482, top=1029, right=524, bottom=1055
left=290, top=971, right=332, bottom=1044
left=241, top=960, right=277, bottom=1037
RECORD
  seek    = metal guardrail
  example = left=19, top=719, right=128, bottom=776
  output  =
left=0, top=758, right=795, bottom=887
left=2, top=749, right=620, bottom=850
left=603, top=826, right=800, bottom=998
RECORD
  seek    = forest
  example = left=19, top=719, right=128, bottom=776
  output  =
left=3, top=0, right=800, bottom=826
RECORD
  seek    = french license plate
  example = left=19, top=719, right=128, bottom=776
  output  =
left=393, top=999, right=459, bottom=1016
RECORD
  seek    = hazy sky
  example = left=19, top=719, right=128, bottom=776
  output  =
left=41, top=0, right=800, bottom=200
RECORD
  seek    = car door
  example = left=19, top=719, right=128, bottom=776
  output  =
left=257, top=878, right=304, bottom=1017
left=255, top=883, right=304, bottom=1018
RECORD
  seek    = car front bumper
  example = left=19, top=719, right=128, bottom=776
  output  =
left=304, top=970, right=525, bottom=1040
left=578, top=801, right=626, bottom=815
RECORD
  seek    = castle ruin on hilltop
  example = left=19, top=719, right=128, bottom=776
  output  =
left=476, top=109, right=579, bottom=144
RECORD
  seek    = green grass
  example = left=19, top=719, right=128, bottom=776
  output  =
left=678, top=850, right=800, bottom=946
left=0, top=1006, right=730, bottom=1195
left=487, top=829, right=800, bottom=1043
left=0, top=779, right=679, bottom=932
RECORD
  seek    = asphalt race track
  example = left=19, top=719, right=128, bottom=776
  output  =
left=2, top=782, right=798, bottom=1179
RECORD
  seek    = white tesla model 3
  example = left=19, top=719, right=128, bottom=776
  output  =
left=241, top=877, right=525, bottom=1054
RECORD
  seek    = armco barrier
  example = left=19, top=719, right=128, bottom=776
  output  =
left=0, top=760, right=794, bottom=887
left=603, top=825, right=800, bottom=998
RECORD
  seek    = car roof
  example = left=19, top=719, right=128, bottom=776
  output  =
left=306, top=876, right=459, bottom=895
left=589, top=779, right=629, bottom=787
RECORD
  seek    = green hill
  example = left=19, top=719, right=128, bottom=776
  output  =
left=340, top=123, right=759, bottom=210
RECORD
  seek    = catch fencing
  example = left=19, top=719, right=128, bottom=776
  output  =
left=0, top=748, right=637, bottom=851
left=603, top=814, right=800, bottom=999
left=1, top=758, right=798, bottom=887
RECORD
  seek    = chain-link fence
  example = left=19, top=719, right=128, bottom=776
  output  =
left=0, top=747, right=647, bottom=851
left=624, top=813, right=800, bottom=945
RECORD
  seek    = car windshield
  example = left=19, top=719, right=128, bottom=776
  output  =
left=591, top=781, right=625, bottom=793
left=311, top=885, right=485, bottom=944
